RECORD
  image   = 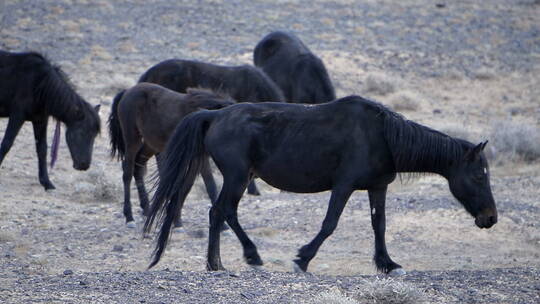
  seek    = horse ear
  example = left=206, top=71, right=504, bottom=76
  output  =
left=464, top=142, right=485, bottom=161
left=94, top=104, right=101, bottom=113
left=481, top=140, right=489, bottom=150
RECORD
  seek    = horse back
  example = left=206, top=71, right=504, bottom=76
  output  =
left=0, top=51, right=50, bottom=117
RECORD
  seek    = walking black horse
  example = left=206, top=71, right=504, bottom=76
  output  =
left=0, top=51, right=101, bottom=190
left=144, top=95, right=497, bottom=274
left=138, top=59, right=285, bottom=196
left=108, top=83, right=234, bottom=227
left=253, top=31, right=335, bottom=103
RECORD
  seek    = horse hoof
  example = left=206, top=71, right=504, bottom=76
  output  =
left=126, top=221, right=136, bottom=229
left=389, top=268, right=406, bottom=276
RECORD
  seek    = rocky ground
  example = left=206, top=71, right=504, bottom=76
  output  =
left=1, top=0, right=539, bottom=303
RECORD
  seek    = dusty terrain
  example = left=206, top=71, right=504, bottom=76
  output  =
left=1, top=0, right=539, bottom=303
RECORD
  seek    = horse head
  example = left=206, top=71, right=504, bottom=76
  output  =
left=447, top=141, right=497, bottom=229
left=65, top=104, right=101, bottom=170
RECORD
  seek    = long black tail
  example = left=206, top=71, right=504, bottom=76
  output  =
left=108, top=90, right=126, bottom=160
left=144, top=110, right=216, bottom=268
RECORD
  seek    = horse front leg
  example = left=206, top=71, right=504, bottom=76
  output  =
left=294, top=185, right=354, bottom=272
left=32, top=118, right=55, bottom=190
left=368, top=186, right=404, bottom=275
left=0, top=114, right=25, bottom=166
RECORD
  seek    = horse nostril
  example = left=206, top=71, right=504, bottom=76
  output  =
left=489, top=215, right=497, bottom=225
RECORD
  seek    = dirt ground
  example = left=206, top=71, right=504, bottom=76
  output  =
left=1, top=0, right=539, bottom=303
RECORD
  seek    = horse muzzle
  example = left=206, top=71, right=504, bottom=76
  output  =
left=475, top=211, right=497, bottom=229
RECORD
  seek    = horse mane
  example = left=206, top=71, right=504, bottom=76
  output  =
left=373, top=100, right=465, bottom=173
left=33, top=55, right=100, bottom=131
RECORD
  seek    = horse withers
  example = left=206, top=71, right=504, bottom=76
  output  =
left=0, top=51, right=100, bottom=190
left=108, top=83, right=234, bottom=227
left=145, top=95, right=497, bottom=274
left=137, top=58, right=286, bottom=196
left=254, top=31, right=335, bottom=103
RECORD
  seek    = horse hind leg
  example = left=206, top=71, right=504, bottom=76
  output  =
left=208, top=171, right=261, bottom=270
left=247, top=178, right=260, bottom=196
left=133, top=145, right=154, bottom=216
left=32, top=118, right=55, bottom=190
left=121, top=140, right=143, bottom=228
left=294, top=185, right=354, bottom=272
left=200, top=157, right=218, bottom=203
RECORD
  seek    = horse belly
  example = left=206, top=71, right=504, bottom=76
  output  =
left=254, top=153, right=337, bottom=193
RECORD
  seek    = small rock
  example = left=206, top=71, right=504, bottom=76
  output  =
left=63, top=269, right=73, bottom=275
left=433, top=109, right=442, bottom=114
left=113, top=245, right=123, bottom=252
left=79, top=280, right=87, bottom=286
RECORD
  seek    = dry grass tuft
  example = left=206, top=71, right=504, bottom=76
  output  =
left=312, top=290, right=358, bottom=304
left=363, top=74, right=396, bottom=96
left=490, top=120, right=540, bottom=163
left=84, top=163, right=122, bottom=201
left=353, top=277, right=427, bottom=304
left=389, top=91, right=421, bottom=112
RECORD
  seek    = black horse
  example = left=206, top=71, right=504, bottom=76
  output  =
left=253, top=31, right=335, bottom=103
left=108, top=83, right=234, bottom=227
left=138, top=59, right=285, bottom=196
left=144, top=95, right=498, bottom=274
left=0, top=51, right=101, bottom=190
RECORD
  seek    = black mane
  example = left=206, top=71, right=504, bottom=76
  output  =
left=369, top=99, right=466, bottom=173
left=34, top=56, right=100, bottom=130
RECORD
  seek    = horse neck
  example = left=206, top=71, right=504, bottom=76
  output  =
left=384, top=115, right=463, bottom=177
left=38, top=68, right=85, bottom=125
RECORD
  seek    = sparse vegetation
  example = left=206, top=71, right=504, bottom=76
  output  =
left=389, top=91, right=421, bottom=112
left=363, top=74, right=396, bottom=96
left=490, top=120, right=540, bottom=163
left=312, top=290, right=358, bottom=304
left=353, top=277, right=427, bottom=304
left=312, top=278, right=427, bottom=304
left=85, top=163, right=122, bottom=201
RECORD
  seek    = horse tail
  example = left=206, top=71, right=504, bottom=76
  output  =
left=108, top=90, right=126, bottom=160
left=144, top=110, right=216, bottom=268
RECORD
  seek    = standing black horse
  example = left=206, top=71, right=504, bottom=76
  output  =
left=0, top=51, right=101, bottom=190
left=145, top=95, right=497, bottom=274
left=253, top=31, right=335, bottom=103
left=108, top=83, right=234, bottom=227
left=138, top=59, right=285, bottom=196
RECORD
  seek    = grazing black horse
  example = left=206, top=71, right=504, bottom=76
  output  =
left=144, top=95, right=498, bottom=274
left=253, top=31, right=335, bottom=103
left=0, top=51, right=101, bottom=190
left=108, top=83, right=234, bottom=227
left=138, top=59, right=285, bottom=196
